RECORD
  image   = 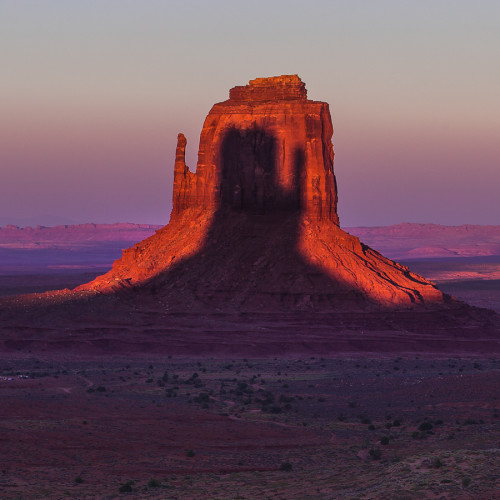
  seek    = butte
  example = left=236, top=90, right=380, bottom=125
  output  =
left=1, top=75, right=498, bottom=355
left=78, top=75, right=454, bottom=310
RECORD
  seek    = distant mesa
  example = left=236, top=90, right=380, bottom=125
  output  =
left=0, top=223, right=161, bottom=248
left=79, top=75, right=446, bottom=310
left=348, top=223, right=500, bottom=260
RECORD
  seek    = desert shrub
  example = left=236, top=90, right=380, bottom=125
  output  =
left=186, top=449, right=195, bottom=457
left=430, top=457, right=443, bottom=469
left=368, top=424, right=376, bottom=431
left=369, top=448, right=382, bottom=460
left=380, top=436, right=390, bottom=445
left=237, top=381, right=248, bottom=391
left=279, top=462, right=293, bottom=471
left=165, top=388, right=177, bottom=397
left=462, top=476, right=471, bottom=488
left=194, top=392, right=210, bottom=404
left=74, top=476, right=83, bottom=484
left=96, top=386, right=106, bottom=392
left=118, top=480, right=134, bottom=493
left=259, top=392, right=275, bottom=406
left=147, top=478, right=161, bottom=488
left=464, top=418, right=479, bottom=425
left=418, top=421, right=433, bottom=431
left=392, top=419, right=401, bottom=427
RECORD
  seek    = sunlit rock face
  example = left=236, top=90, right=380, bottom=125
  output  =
left=80, top=75, right=447, bottom=311
left=172, top=75, right=338, bottom=224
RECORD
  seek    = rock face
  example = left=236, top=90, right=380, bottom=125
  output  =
left=172, top=74, right=338, bottom=224
left=79, top=75, right=450, bottom=312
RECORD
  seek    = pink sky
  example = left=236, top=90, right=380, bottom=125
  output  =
left=1, top=1, right=499, bottom=227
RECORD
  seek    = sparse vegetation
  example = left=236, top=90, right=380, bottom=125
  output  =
left=430, top=457, right=443, bottom=469
left=418, top=421, right=433, bottom=431
left=2, top=356, right=498, bottom=498
left=147, top=477, right=161, bottom=488
left=462, top=476, right=471, bottom=488
left=118, top=480, right=134, bottom=493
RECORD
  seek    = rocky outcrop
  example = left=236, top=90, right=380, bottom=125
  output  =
left=78, top=75, right=454, bottom=311
left=229, top=75, right=308, bottom=102
left=171, top=74, right=338, bottom=224
left=3, top=75, right=499, bottom=357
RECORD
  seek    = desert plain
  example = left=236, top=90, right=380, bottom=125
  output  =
left=0, top=223, right=499, bottom=499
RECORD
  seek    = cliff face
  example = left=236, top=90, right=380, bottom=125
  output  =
left=79, top=75, right=448, bottom=311
left=172, top=75, right=338, bottom=224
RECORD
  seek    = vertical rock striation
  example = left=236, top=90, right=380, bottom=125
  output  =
left=171, top=74, right=338, bottom=224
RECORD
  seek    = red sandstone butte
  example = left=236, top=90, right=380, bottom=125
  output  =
left=172, top=75, right=337, bottom=223
left=79, top=75, right=446, bottom=311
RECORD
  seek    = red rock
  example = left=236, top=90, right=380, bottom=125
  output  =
left=79, top=75, right=451, bottom=310
left=171, top=74, right=338, bottom=223
left=1, top=76, right=499, bottom=357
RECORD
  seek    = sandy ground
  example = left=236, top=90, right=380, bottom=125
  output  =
left=0, top=355, right=498, bottom=499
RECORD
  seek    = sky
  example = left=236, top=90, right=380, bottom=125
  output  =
left=1, top=0, right=499, bottom=227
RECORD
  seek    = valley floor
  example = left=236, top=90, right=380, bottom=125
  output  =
left=0, top=355, right=499, bottom=499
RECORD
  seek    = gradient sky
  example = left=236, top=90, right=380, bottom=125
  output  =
left=1, top=0, right=499, bottom=227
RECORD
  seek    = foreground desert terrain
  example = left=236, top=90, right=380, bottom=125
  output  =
left=0, top=223, right=499, bottom=498
left=1, top=354, right=499, bottom=499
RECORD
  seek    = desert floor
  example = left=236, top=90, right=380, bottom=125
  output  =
left=0, top=258, right=499, bottom=499
left=0, top=354, right=499, bottom=499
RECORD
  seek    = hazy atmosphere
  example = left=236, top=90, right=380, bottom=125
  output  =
left=1, top=0, right=499, bottom=227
